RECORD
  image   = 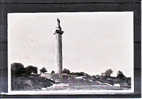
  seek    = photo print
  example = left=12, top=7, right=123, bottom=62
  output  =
left=8, top=12, right=134, bottom=94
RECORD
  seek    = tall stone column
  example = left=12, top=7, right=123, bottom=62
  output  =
left=54, top=18, right=64, bottom=74
left=56, top=34, right=63, bottom=74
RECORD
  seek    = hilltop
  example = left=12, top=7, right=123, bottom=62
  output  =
left=11, top=63, right=131, bottom=90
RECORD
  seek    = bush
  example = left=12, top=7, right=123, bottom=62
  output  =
left=62, top=68, right=70, bottom=74
left=70, top=72, right=86, bottom=76
left=51, top=70, right=55, bottom=74
left=25, top=65, right=37, bottom=75
left=40, top=67, right=47, bottom=74
left=11, top=63, right=25, bottom=77
left=117, top=70, right=126, bottom=79
left=104, top=69, right=113, bottom=77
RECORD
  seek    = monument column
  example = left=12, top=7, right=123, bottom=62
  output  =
left=54, top=18, right=64, bottom=74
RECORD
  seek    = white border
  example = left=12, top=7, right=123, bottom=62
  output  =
left=7, top=12, right=134, bottom=94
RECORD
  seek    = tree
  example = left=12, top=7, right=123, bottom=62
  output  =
left=51, top=70, right=55, bottom=74
left=25, top=65, right=37, bottom=75
left=104, top=69, right=113, bottom=77
left=40, top=67, right=47, bottom=74
left=11, top=62, right=25, bottom=77
left=62, top=68, right=70, bottom=74
left=117, top=70, right=126, bottom=79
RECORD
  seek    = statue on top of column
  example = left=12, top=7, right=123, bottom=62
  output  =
left=57, top=18, right=62, bottom=31
left=55, top=18, right=64, bottom=35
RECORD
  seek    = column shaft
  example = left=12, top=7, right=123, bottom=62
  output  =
left=56, top=34, right=63, bottom=74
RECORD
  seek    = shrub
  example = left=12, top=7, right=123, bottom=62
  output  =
left=40, top=67, right=47, bottom=74
left=104, top=69, right=113, bottom=77
left=11, top=63, right=25, bottom=77
left=117, top=70, right=126, bottom=79
left=51, top=70, right=55, bottom=74
left=25, top=65, right=37, bottom=75
left=62, top=68, right=70, bottom=74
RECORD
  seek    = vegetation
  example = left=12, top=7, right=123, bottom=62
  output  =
left=62, top=68, right=70, bottom=74
left=11, top=62, right=131, bottom=90
left=51, top=70, right=55, bottom=74
left=11, top=63, right=38, bottom=77
left=40, top=67, right=47, bottom=74
left=25, top=65, right=37, bottom=75
left=11, top=63, right=25, bottom=77
left=117, top=70, right=126, bottom=79
left=104, top=69, right=113, bottom=77
left=11, top=63, right=54, bottom=90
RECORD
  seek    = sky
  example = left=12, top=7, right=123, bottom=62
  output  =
left=8, top=12, right=133, bottom=77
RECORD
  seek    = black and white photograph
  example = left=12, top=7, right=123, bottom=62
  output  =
left=8, top=12, right=134, bottom=94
